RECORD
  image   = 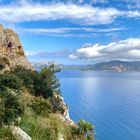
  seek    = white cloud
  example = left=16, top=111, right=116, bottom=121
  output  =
left=69, top=38, right=140, bottom=61
left=0, top=2, right=121, bottom=25
left=0, top=1, right=140, bottom=25
left=122, top=0, right=140, bottom=8
left=17, top=27, right=125, bottom=38
left=127, top=11, right=140, bottom=18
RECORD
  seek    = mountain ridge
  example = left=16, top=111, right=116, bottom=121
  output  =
left=82, top=60, right=140, bottom=71
left=31, top=60, right=140, bottom=72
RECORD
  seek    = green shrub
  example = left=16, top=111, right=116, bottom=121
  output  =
left=77, top=119, right=94, bottom=140
left=30, top=97, right=53, bottom=116
left=0, top=89, right=24, bottom=125
left=11, top=66, right=36, bottom=93
left=0, top=126, right=16, bottom=140
left=10, top=65, right=61, bottom=98
left=35, top=64, right=61, bottom=98
left=0, top=73, right=23, bottom=92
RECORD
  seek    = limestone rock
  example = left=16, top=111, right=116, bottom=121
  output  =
left=51, top=93, right=75, bottom=126
left=0, top=24, right=33, bottom=71
left=58, top=133, right=64, bottom=140
left=10, top=126, right=32, bottom=140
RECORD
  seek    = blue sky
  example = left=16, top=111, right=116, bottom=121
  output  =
left=0, top=0, right=140, bottom=64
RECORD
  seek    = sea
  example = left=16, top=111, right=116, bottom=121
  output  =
left=57, top=70, right=140, bottom=140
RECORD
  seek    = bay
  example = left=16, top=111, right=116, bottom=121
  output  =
left=58, top=70, right=140, bottom=140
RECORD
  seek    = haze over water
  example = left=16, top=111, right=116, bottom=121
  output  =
left=58, top=70, right=140, bottom=140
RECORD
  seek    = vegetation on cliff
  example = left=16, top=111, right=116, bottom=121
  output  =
left=0, top=64, right=94, bottom=140
left=0, top=24, right=94, bottom=140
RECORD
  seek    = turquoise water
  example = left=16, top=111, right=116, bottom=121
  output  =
left=58, top=70, right=140, bottom=140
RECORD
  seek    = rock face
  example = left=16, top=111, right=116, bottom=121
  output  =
left=0, top=24, right=33, bottom=72
left=51, top=93, right=75, bottom=126
left=10, top=126, right=32, bottom=140
left=58, top=133, right=64, bottom=140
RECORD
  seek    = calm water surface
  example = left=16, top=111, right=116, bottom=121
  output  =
left=57, top=70, right=140, bottom=140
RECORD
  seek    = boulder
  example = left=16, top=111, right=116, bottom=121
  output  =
left=58, top=133, right=64, bottom=140
left=10, top=126, right=32, bottom=140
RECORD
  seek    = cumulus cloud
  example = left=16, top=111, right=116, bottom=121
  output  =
left=0, top=2, right=121, bottom=25
left=0, top=0, right=140, bottom=25
left=69, top=38, right=140, bottom=61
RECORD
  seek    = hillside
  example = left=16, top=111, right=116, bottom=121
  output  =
left=82, top=60, right=140, bottom=72
left=0, top=25, right=94, bottom=140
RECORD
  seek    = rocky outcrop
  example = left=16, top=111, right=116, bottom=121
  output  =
left=0, top=24, right=76, bottom=140
left=0, top=24, right=33, bottom=72
left=51, top=93, right=75, bottom=126
left=10, top=126, right=32, bottom=140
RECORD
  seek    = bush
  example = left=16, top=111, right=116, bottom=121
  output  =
left=10, top=65, right=61, bottom=98
left=77, top=119, right=94, bottom=140
left=0, top=73, right=23, bottom=92
left=29, top=97, right=53, bottom=116
left=0, top=126, right=16, bottom=140
left=11, top=66, right=36, bottom=92
left=0, top=89, right=24, bottom=125
left=35, top=64, right=61, bottom=98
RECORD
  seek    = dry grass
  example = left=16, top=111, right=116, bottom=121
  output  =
left=19, top=91, right=77, bottom=140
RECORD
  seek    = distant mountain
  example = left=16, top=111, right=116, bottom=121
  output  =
left=82, top=60, right=140, bottom=72
left=31, top=60, right=140, bottom=72
left=31, top=61, right=85, bottom=70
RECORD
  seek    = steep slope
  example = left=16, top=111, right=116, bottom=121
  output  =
left=0, top=24, right=94, bottom=140
left=0, top=24, right=32, bottom=73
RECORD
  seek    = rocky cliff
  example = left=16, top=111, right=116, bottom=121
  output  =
left=0, top=24, right=32, bottom=73
left=0, top=25, right=76, bottom=140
